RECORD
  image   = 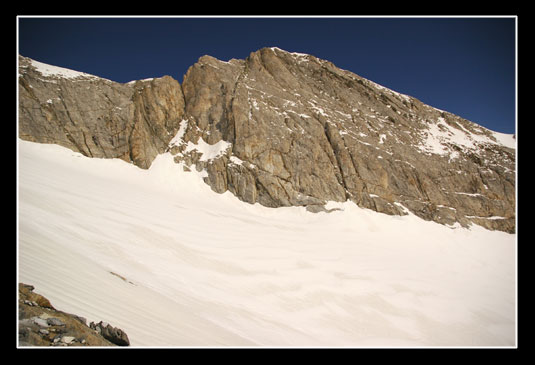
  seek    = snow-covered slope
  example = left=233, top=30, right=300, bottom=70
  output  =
left=17, top=139, right=516, bottom=347
left=22, top=57, right=107, bottom=81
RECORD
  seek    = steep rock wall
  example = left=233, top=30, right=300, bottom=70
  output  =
left=18, top=49, right=516, bottom=232
left=19, top=55, right=185, bottom=169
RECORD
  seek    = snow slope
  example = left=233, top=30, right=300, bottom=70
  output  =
left=17, top=140, right=516, bottom=347
left=24, top=58, right=106, bottom=81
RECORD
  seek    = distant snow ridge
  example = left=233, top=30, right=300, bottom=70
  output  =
left=26, top=58, right=104, bottom=81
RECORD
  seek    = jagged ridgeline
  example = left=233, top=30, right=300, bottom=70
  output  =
left=18, top=47, right=516, bottom=232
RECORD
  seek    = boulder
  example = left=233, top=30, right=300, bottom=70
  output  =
left=90, top=321, right=130, bottom=346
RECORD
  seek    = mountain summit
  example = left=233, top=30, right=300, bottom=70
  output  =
left=18, top=48, right=516, bottom=232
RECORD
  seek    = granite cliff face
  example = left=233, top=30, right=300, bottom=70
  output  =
left=18, top=48, right=516, bottom=232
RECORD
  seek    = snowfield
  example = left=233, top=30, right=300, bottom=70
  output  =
left=17, top=139, right=516, bottom=347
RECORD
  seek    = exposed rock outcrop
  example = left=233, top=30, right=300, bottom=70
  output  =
left=18, top=48, right=516, bottom=232
left=174, top=47, right=516, bottom=232
left=89, top=321, right=130, bottom=346
left=18, top=55, right=185, bottom=169
left=18, top=283, right=129, bottom=347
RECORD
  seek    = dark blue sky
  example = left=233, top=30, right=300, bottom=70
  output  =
left=18, top=17, right=516, bottom=134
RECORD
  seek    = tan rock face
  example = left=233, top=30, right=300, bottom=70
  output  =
left=18, top=56, right=185, bottom=169
left=175, top=47, right=515, bottom=232
left=18, top=49, right=516, bottom=232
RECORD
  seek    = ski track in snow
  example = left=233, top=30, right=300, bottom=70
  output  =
left=17, top=140, right=516, bottom=347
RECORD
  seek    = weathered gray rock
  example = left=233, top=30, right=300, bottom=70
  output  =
left=46, top=317, right=65, bottom=327
left=89, top=321, right=130, bottom=346
left=18, top=49, right=516, bottom=232
left=31, top=317, right=49, bottom=327
left=61, top=336, right=76, bottom=344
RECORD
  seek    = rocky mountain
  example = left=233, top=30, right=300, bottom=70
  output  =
left=18, top=48, right=516, bottom=232
left=18, top=56, right=185, bottom=169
